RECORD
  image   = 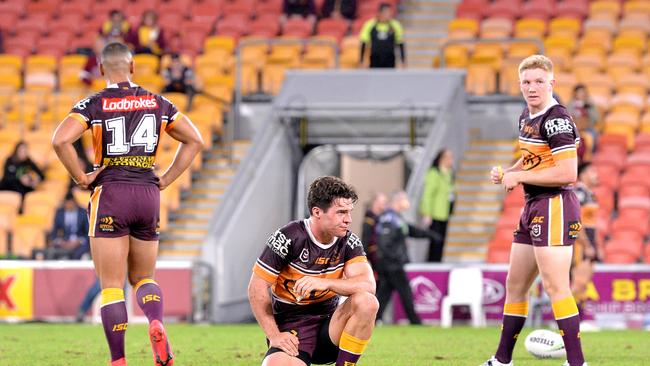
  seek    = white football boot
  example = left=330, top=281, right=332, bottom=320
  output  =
left=480, top=356, right=513, bottom=366
left=562, top=362, right=588, bottom=366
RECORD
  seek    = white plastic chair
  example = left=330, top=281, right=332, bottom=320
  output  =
left=440, top=267, right=486, bottom=328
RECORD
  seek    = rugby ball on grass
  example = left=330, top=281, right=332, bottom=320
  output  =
left=524, top=329, right=566, bottom=359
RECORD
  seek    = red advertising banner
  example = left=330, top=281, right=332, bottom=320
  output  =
left=0, top=261, right=193, bottom=322
left=393, top=264, right=650, bottom=327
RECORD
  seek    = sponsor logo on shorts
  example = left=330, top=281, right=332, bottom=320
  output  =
left=531, top=224, right=542, bottom=238
left=569, top=221, right=582, bottom=239
left=544, top=118, right=573, bottom=138
left=99, top=216, right=115, bottom=232
left=299, top=248, right=309, bottom=263
left=102, top=95, right=159, bottom=112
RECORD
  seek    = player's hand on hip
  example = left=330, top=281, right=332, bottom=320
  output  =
left=294, top=276, right=327, bottom=300
left=501, top=171, right=520, bottom=192
left=157, top=174, right=170, bottom=191
left=269, top=332, right=300, bottom=357
left=490, top=165, right=504, bottom=184
left=75, top=166, right=105, bottom=190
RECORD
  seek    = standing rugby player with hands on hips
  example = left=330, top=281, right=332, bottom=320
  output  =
left=52, top=42, right=203, bottom=366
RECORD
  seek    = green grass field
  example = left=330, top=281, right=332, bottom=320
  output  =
left=0, top=323, right=646, bottom=365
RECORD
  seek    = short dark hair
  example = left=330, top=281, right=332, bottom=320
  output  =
left=308, top=176, right=358, bottom=213
left=578, top=162, right=591, bottom=177
left=101, top=42, right=131, bottom=62
left=378, top=2, right=391, bottom=12
left=573, top=83, right=586, bottom=93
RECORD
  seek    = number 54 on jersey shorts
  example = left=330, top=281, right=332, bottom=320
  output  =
left=87, top=183, right=160, bottom=241
left=514, top=190, right=581, bottom=247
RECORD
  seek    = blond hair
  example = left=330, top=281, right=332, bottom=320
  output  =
left=518, top=55, right=553, bottom=75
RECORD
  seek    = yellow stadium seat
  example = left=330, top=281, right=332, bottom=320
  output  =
left=554, top=72, right=578, bottom=103
left=302, top=40, right=336, bottom=69
left=12, top=214, right=48, bottom=258
left=133, top=54, right=160, bottom=76
left=466, top=63, right=496, bottom=96
left=195, top=51, right=232, bottom=80
left=609, top=94, right=644, bottom=116
left=443, top=44, right=469, bottom=69
left=72, top=188, right=91, bottom=208
left=507, top=41, right=539, bottom=59
left=0, top=191, right=22, bottom=213
left=615, top=73, right=649, bottom=95
left=239, top=64, right=260, bottom=94
left=602, top=123, right=636, bottom=150
left=583, top=73, right=614, bottom=101
left=24, top=72, right=57, bottom=92
left=613, top=33, right=646, bottom=56
left=499, top=58, right=521, bottom=96
left=623, top=1, right=650, bottom=17
left=268, top=39, right=303, bottom=67
left=470, top=43, right=503, bottom=70
left=204, top=36, right=236, bottom=54
left=26, top=55, right=57, bottom=73
left=203, top=84, right=233, bottom=107
left=262, top=64, right=288, bottom=95
left=572, top=53, right=605, bottom=82
left=580, top=29, right=612, bottom=54
left=480, top=18, right=512, bottom=39
left=548, top=17, right=581, bottom=39
left=607, top=52, right=641, bottom=80
left=133, top=74, right=164, bottom=92
left=448, top=18, right=479, bottom=39
left=513, top=18, right=546, bottom=40
left=239, top=39, right=270, bottom=69
left=589, top=0, right=621, bottom=19
left=0, top=54, right=23, bottom=75
left=618, top=14, right=650, bottom=34
left=162, top=92, right=189, bottom=113
left=59, top=54, right=88, bottom=78
left=0, top=74, right=22, bottom=93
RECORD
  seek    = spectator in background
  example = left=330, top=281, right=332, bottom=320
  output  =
left=48, top=193, right=89, bottom=260
left=420, top=149, right=455, bottom=262
left=359, top=3, right=405, bottom=68
left=568, top=84, right=599, bottom=163
left=128, top=10, right=166, bottom=56
left=321, top=0, right=357, bottom=20
left=162, top=53, right=197, bottom=108
left=99, top=10, right=130, bottom=42
left=375, top=191, right=438, bottom=325
left=0, top=141, right=44, bottom=201
left=80, top=37, right=106, bottom=87
left=282, top=0, right=317, bottom=26
left=361, top=192, right=387, bottom=270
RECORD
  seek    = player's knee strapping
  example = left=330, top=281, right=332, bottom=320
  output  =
left=100, top=288, right=128, bottom=361
left=134, top=278, right=163, bottom=323
left=336, top=331, right=369, bottom=366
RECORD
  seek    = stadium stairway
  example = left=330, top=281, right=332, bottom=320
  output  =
left=159, top=140, right=251, bottom=260
left=399, top=0, right=460, bottom=69
left=444, top=139, right=516, bottom=262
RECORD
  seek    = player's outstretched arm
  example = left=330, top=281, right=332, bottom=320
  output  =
left=159, top=115, right=204, bottom=190
left=248, top=273, right=299, bottom=357
left=505, top=156, right=577, bottom=190
left=52, top=116, right=104, bottom=189
left=294, top=261, right=375, bottom=299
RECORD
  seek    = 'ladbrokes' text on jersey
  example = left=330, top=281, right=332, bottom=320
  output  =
left=518, top=99, right=580, bottom=199
left=253, top=219, right=367, bottom=319
left=68, top=81, right=180, bottom=187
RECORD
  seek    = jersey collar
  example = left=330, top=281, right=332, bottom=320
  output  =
left=107, top=81, right=139, bottom=88
left=529, top=97, right=558, bottom=119
left=304, top=219, right=337, bottom=249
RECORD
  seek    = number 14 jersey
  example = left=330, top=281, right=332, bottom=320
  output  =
left=68, top=81, right=180, bottom=186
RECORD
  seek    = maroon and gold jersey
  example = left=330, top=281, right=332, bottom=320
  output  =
left=253, top=219, right=367, bottom=318
left=518, top=99, right=580, bottom=199
left=68, top=81, right=181, bottom=187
